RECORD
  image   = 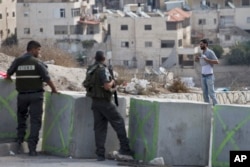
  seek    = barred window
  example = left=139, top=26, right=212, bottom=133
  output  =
left=121, top=25, right=128, bottom=30
left=166, top=22, right=177, bottom=30
left=161, top=40, right=175, bottom=48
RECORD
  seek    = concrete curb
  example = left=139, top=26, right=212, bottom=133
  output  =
left=0, top=142, right=18, bottom=156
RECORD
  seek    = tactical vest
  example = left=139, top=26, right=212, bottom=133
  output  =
left=16, top=57, right=43, bottom=92
left=85, top=63, right=113, bottom=100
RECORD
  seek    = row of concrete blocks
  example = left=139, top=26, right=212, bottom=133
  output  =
left=1, top=79, right=250, bottom=167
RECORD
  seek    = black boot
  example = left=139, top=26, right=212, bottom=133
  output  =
left=16, top=139, right=23, bottom=154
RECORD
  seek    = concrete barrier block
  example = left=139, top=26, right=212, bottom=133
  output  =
left=42, top=91, right=127, bottom=158
left=0, top=79, right=18, bottom=142
left=129, top=98, right=211, bottom=166
left=212, top=104, right=250, bottom=167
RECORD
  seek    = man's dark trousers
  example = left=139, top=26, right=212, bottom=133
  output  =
left=91, top=98, right=130, bottom=157
left=17, top=92, right=44, bottom=151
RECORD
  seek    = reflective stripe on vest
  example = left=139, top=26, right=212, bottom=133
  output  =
left=16, top=75, right=41, bottom=79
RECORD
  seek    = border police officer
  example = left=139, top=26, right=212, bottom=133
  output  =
left=84, top=51, right=134, bottom=161
left=6, top=40, right=58, bottom=156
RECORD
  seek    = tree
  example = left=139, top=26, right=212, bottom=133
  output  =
left=225, top=41, right=250, bottom=65
left=81, top=40, right=96, bottom=49
left=210, top=45, right=223, bottom=59
left=1, top=34, right=18, bottom=46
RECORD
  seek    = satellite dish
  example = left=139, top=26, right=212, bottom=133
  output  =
left=159, top=67, right=166, bottom=74
left=228, top=2, right=235, bottom=9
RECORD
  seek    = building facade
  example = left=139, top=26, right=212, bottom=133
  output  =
left=189, top=0, right=250, bottom=47
left=0, top=0, right=17, bottom=46
left=16, top=0, right=105, bottom=50
left=107, top=7, right=198, bottom=70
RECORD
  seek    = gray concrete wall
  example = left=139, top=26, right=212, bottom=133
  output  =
left=212, top=104, right=250, bottom=167
left=129, top=98, right=211, bottom=166
left=158, top=91, right=250, bottom=105
left=0, top=79, right=18, bottom=142
left=42, top=91, right=127, bottom=158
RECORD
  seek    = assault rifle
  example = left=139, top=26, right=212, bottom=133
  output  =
left=108, top=65, right=119, bottom=106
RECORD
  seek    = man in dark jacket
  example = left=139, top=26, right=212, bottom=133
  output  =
left=6, top=40, right=58, bottom=156
left=84, top=51, right=133, bottom=161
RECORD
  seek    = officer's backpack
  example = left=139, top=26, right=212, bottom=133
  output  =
left=83, top=64, right=99, bottom=97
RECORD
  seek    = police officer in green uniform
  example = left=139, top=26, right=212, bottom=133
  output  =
left=84, top=51, right=134, bottom=161
left=6, top=40, right=58, bottom=156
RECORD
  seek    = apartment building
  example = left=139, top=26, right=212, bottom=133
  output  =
left=107, top=7, right=198, bottom=70
left=188, top=0, right=250, bottom=46
left=0, top=0, right=16, bottom=45
left=16, top=0, right=105, bottom=50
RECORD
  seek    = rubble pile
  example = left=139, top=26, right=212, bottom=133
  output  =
left=1, top=52, right=192, bottom=94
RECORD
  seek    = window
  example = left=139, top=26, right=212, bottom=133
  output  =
left=145, top=41, right=152, bottom=47
left=71, top=8, right=80, bottom=17
left=162, top=57, right=168, bottom=64
left=24, top=28, right=30, bottom=34
left=145, top=60, right=153, bottom=66
left=0, top=14, right=2, bottom=19
left=6, top=12, right=9, bottom=17
left=12, top=12, right=15, bottom=17
left=121, top=25, right=128, bottom=30
left=40, top=28, right=43, bottom=33
left=242, top=0, right=250, bottom=6
left=166, top=22, right=177, bottom=30
left=225, top=35, right=231, bottom=41
left=183, top=34, right=186, bottom=39
left=54, top=25, right=68, bottom=35
left=121, top=41, right=129, bottom=48
left=214, top=18, right=217, bottom=24
left=247, top=17, right=250, bottom=23
left=198, top=19, right=206, bottom=25
left=0, top=30, right=3, bottom=37
left=178, top=39, right=182, bottom=47
left=206, top=0, right=211, bottom=7
left=161, top=40, right=175, bottom=48
left=60, top=9, right=66, bottom=18
left=7, top=29, right=10, bottom=34
left=24, top=12, right=29, bottom=17
left=70, top=25, right=83, bottom=34
left=123, top=60, right=129, bottom=66
left=183, top=18, right=190, bottom=28
left=144, top=25, right=152, bottom=30
left=86, top=25, right=99, bottom=34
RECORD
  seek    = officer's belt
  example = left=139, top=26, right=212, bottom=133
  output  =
left=19, top=89, right=44, bottom=94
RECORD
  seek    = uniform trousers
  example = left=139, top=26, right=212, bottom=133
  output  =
left=17, top=91, right=44, bottom=151
left=91, top=98, right=130, bottom=157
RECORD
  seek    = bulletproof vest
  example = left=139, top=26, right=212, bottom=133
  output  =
left=86, top=63, right=112, bottom=99
left=15, top=56, right=43, bottom=92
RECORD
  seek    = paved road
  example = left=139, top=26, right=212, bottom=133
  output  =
left=0, top=154, right=125, bottom=167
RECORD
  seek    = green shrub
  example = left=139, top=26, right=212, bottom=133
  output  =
left=210, top=45, right=223, bottom=59
left=225, top=41, right=250, bottom=65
